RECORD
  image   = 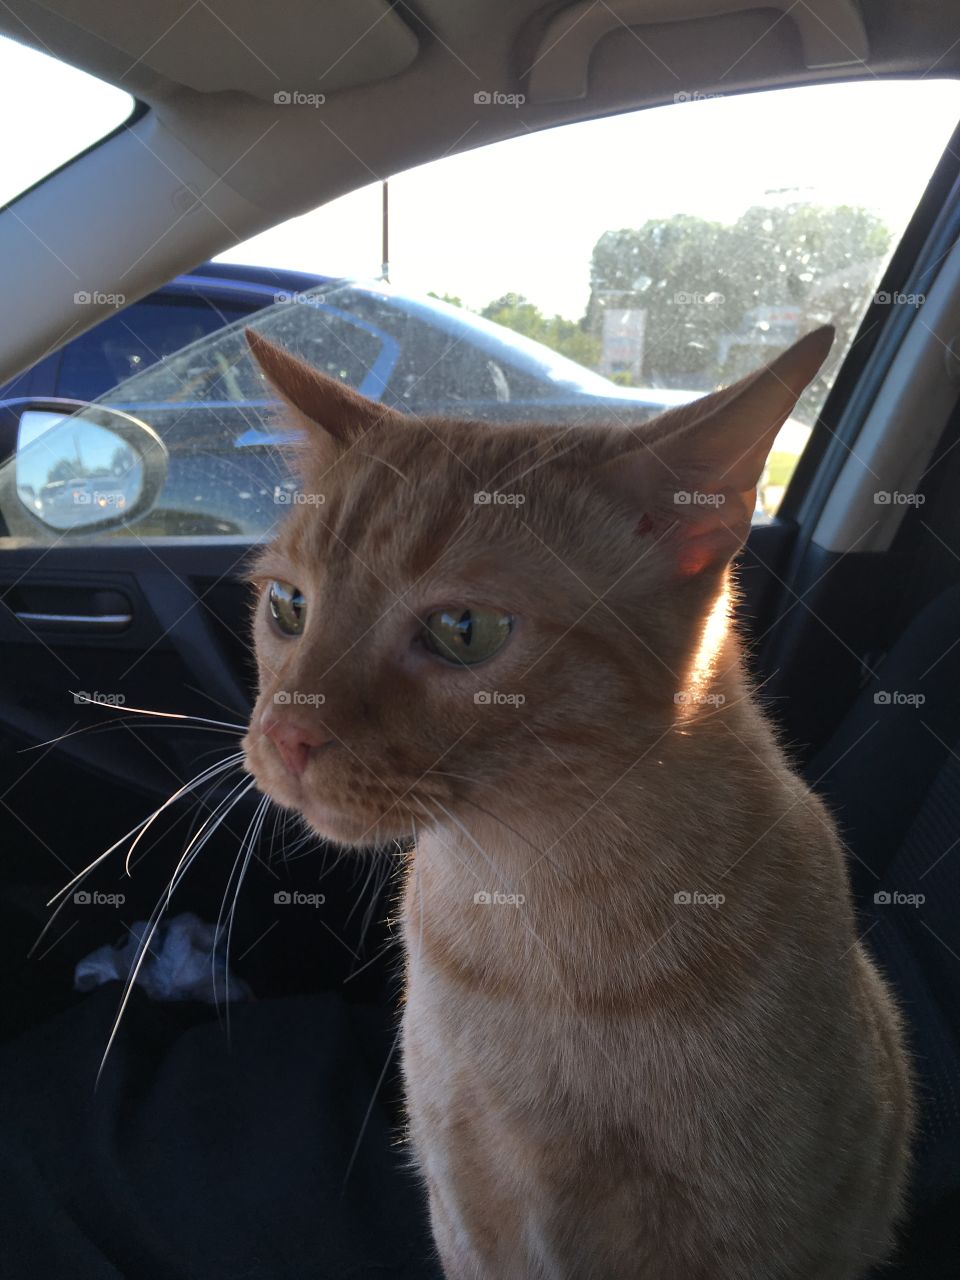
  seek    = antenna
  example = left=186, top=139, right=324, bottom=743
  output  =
left=380, top=181, right=390, bottom=282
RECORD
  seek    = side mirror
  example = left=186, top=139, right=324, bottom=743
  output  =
left=0, top=399, right=168, bottom=538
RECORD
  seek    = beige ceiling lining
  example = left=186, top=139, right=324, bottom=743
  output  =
left=31, top=0, right=419, bottom=99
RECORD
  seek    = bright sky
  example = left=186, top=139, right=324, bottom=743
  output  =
left=219, top=80, right=960, bottom=318
left=0, top=36, right=133, bottom=200
left=2, top=33, right=960, bottom=320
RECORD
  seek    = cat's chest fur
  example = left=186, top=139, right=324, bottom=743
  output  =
left=398, top=717, right=907, bottom=1280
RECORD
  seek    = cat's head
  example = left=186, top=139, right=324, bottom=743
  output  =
left=242, top=325, right=832, bottom=846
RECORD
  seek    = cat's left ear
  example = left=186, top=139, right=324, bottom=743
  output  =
left=598, top=325, right=834, bottom=576
left=245, top=328, right=387, bottom=449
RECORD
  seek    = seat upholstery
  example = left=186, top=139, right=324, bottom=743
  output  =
left=803, top=587, right=960, bottom=1276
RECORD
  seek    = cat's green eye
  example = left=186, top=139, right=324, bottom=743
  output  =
left=267, top=580, right=306, bottom=636
left=421, top=607, right=512, bottom=665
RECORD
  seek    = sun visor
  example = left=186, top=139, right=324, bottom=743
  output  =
left=31, top=0, right=419, bottom=99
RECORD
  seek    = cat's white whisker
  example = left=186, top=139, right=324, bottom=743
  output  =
left=66, top=694, right=246, bottom=731
left=340, top=1016, right=405, bottom=1195
left=423, top=777, right=575, bottom=881
left=496, top=432, right=586, bottom=491
left=165, top=772, right=256, bottom=910
left=37, top=752, right=244, bottom=943
left=96, top=775, right=258, bottom=1087
left=123, top=752, right=247, bottom=875
left=44, top=817, right=151, bottom=912
left=341, top=936, right=399, bottom=985
left=267, top=805, right=285, bottom=866
left=21, top=720, right=246, bottom=753
left=222, top=788, right=273, bottom=1029
left=279, top=820, right=319, bottom=864
left=28, top=815, right=156, bottom=960
left=431, top=799, right=529, bottom=904
left=356, top=452, right=410, bottom=483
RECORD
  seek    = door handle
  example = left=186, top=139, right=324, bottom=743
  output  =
left=4, top=585, right=133, bottom=634
left=13, top=609, right=132, bottom=634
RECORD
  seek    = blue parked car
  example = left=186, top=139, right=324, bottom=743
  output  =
left=1, top=265, right=700, bottom=539
left=1, top=262, right=696, bottom=413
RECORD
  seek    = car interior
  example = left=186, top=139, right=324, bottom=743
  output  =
left=1, top=1, right=960, bottom=1276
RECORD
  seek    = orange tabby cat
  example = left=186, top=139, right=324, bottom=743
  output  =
left=242, top=326, right=912, bottom=1279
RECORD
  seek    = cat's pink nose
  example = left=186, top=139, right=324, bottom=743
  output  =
left=261, top=713, right=331, bottom=777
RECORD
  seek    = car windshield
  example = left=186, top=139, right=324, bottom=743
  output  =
left=0, top=35, right=133, bottom=207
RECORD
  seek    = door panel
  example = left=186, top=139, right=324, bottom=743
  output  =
left=3, top=77, right=959, bottom=1068
left=0, top=544, right=253, bottom=794
left=0, top=539, right=397, bottom=1051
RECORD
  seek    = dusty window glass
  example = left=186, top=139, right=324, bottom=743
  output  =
left=221, top=78, right=960, bottom=518
left=4, top=80, right=959, bottom=543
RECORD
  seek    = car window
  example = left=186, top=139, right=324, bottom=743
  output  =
left=0, top=35, right=133, bottom=207
left=54, top=298, right=254, bottom=401
left=3, top=79, right=959, bottom=543
left=327, top=290, right=607, bottom=407
left=101, top=293, right=389, bottom=408
left=220, top=78, right=960, bottom=518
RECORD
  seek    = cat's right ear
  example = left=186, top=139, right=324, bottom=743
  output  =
left=245, top=328, right=387, bottom=451
left=593, top=326, right=833, bottom=577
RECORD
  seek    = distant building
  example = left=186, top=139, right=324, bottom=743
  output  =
left=599, top=309, right=646, bottom=381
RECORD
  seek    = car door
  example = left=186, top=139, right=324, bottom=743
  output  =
left=2, top=76, right=959, bottom=1032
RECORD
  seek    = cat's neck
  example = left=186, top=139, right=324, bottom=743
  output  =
left=408, top=646, right=815, bottom=997
left=424, top=640, right=798, bottom=877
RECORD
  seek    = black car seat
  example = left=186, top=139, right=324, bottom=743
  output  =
left=804, top=585, right=960, bottom=1277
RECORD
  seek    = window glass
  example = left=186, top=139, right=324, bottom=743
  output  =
left=221, top=79, right=960, bottom=518
left=3, top=80, right=959, bottom=542
left=55, top=299, right=253, bottom=401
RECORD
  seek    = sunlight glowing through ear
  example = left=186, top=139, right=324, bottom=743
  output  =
left=685, top=583, right=731, bottom=706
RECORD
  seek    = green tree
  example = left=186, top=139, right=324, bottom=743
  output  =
left=428, top=291, right=465, bottom=308
left=586, top=204, right=892, bottom=410
left=586, top=216, right=731, bottom=383
left=481, top=293, right=600, bottom=368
